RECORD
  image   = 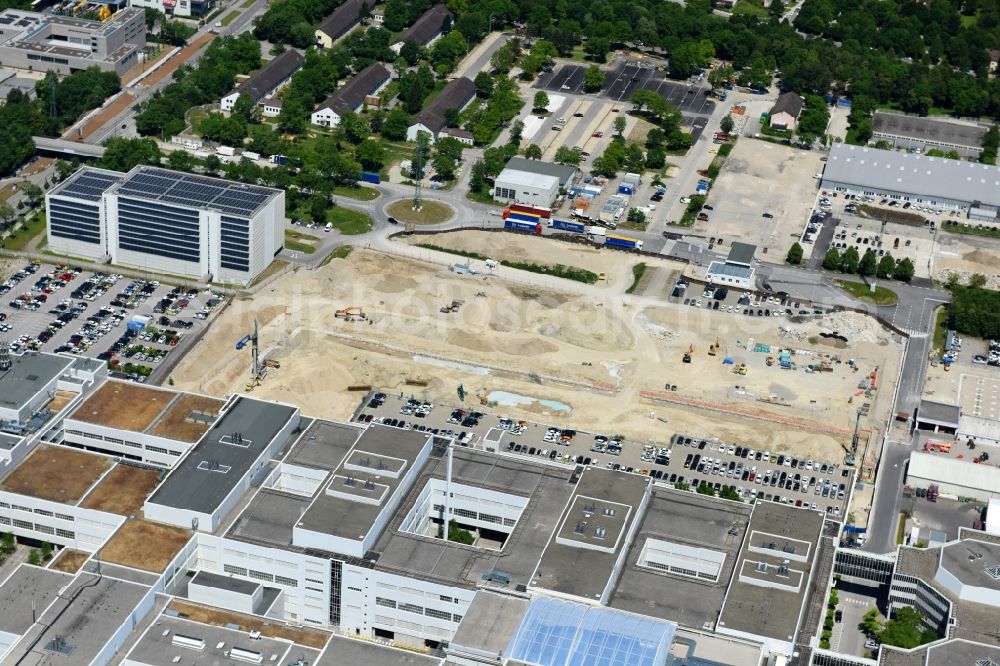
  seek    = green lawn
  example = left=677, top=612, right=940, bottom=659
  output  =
left=626, top=263, right=646, bottom=294
left=319, top=245, right=353, bottom=268
left=465, top=190, right=506, bottom=207
left=219, top=11, right=238, bottom=26
left=386, top=199, right=454, bottom=225
left=941, top=220, right=1000, bottom=239
left=2, top=212, right=46, bottom=252
left=328, top=206, right=372, bottom=234
left=285, top=229, right=320, bottom=242
left=836, top=279, right=899, bottom=306
left=285, top=239, right=316, bottom=254
left=732, top=0, right=768, bottom=18
left=932, top=308, right=949, bottom=353
left=332, top=184, right=380, bottom=201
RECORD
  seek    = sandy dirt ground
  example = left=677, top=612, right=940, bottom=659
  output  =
left=100, top=519, right=190, bottom=572
left=50, top=549, right=90, bottom=574
left=168, top=600, right=330, bottom=649
left=933, top=234, right=1000, bottom=289
left=171, top=238, right=901, bottom=465
left=698, top=139, right=824, bottom=259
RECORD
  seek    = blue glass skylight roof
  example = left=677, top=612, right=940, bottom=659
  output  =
left=506, top=597, right=675, bottom=666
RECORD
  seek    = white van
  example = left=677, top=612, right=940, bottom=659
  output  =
left=325, top=222, right=333, bottom=232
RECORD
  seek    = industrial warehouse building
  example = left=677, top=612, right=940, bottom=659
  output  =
left=872, top=111, right=989, bottom=159
left=821, top=143, right=1000, bottom=221
left=492, top=157, right=578, bottom=208
left=0, top=7, right=145, bottom=76
left=906, top=450, right=1000, bottom=501
left=707, top=242, right=756, bottom=288
left=46, top=166, right=284, bottom=284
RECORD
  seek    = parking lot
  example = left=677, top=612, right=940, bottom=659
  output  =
left=534, top=61, right=715, bottom=135
left=695, top=139, right=825, bottom=259
left=354, top=393, right=851, bottom=516
left=0, top=261, right=220, bottom=383
left=817, top=191, right=940, bottom=279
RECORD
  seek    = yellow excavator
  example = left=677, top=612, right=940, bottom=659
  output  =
left=708, top=337, right=719, bottom=356
left=682, top=344, right=693, bottom=364
left=335, top=306, right=366, bottom=321
left=766, top=355, right=774, bottom=367
left=734, top=363, right=747, bottom=375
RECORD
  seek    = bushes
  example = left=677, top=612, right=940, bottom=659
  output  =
left=415, top=244, right=599, bottom=284
left=947, top=285, right=1000, bottom=340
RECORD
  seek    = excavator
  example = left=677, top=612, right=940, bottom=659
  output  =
left=733, top=363, right=747, bottom=375
left=335, top=306, right=366, bottom=321
left=682, top=344, right=693, bottom=364
left=708, top=337, right=719, bottom=356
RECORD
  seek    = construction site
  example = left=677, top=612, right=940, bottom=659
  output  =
left=170, top=233, right=903, bottom=470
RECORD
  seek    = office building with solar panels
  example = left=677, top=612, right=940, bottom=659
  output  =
left=46, top=165, right=284, bottom=284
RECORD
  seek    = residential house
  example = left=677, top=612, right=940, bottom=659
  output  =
left=391, top=4, right=450, bottom=53
left=768, top=91, right=804, bottom=131
left=310, top=63, right=391, bottom=127
left=220, top=50, right=303, bottom=115
left=406, top=77, right=477, bottom=143
left=440, top=127, right=473, bottom=145
left=315, top=0, right=371, bottom=48
left=988, top=48, right=1000, bottom=79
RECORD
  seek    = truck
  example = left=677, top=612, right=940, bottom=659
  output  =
left=506, top=211, right=541, bottom=224
left=360, top=171, right=381, bottom=184
left=242, top=150, right=261, bottom=161
left=504, top=219, right=542, bottom=233
left=548, top=219, right=586, bottom=233
left=509, top=203, right=551, bottom=219
left=927, top=484, right=939, bottom=502
left=587, top=226, right=607, bottom=244
left=618, top=183, right=635, bottom=195
left=605, top=233, right=644, bottom=250
left=216, top=145, right=237, bottom=157
left=271, top=154, right=289, bottom=165
left=193, top=150, right=210, bottom=159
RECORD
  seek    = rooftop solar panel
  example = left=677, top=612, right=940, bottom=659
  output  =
left=55, top=169, right=124, bottom=202
left=111, top=167, right=278, bottom=216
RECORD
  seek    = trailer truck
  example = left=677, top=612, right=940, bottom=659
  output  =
left=504, top=219, right=542, bottom=233
left=548, top=219, right=586, bottom=233
left=605, top=233, right=644, bottom=250
left=509, top=203, right=551, bottom=219
left=217, top=145, right=237, bottom=157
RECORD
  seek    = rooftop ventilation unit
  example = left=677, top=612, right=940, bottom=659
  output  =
left=985, top=565, right=1000, bottom=581
left=594, top=527, right=607, bottom=539
left=583, top=503, right=596, bottom=514
left=603, top=508, right=616, bottom=517
left=756, top=561, right=768, bottom=574
left=782, top=543, right=796, bottom=554
left=171, top=635, right=205, bottom=651
left=363, top=479, right=375, bottom=490
left=344, top=476, right=356, bottom=487
left=230, top=646, right=263, bottom=664
left=574, top=521, right=587, bottom=535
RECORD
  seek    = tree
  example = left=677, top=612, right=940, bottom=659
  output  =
left=381, top=107, right=409, bottom=140
left=769, top=0, right=785, bottom=19
left=858, top=248, right=878, bottom=277
left=231, top=93, right=258, bottom=124
left=879, top=606, right=929, bottom=649
left=40, top=541, right=53, bottom=561
left=613, top=116, right=627, bottom=137
left=584, top=37, right=610, bottom=63
left=0, top=203, right=14, bottom=228
left=970, top=273, right=988, bottom=288
left=508, top=120, right=524, bottom=146
left=20, top=182, right=42, bottom=207
left=786, top=242, right=804, bottom=265
left=524, top=144, right=543, bottom=160
left=822, top=247, right=841, bottom=271
left=400, top=41, right=422, bottom=66
left=719, top=486, right=741, bottom=501
left=470, top=159, right=489, bottom=193
left=840, top=246, right=860, bottom=274
left=624, top=144, right=645, bottom=171
left=720, top=115, right=735, bottom=134
left=708, top=64, right=734, bottom=90
left=355, top=139, right=385, bottom=171
left=584, top=65, right=604, bottom=92
left=489, top=44, right=516, bottom=74
left=309, top=195, right=327, bottom=225
left=645, top=146, right=666, bottom=169
left=627, top=208, right=646, bottom=225
left=532, top=90, right=550, bottom=112
left=0, top=532, right=13, bottom=555
left=446, top=519, right=475, bottom=545
left=27, top=550, right=41, bottom=566
left=877, top=253, right=896, bottom=279
left=166, top=149, right=195, bottom=172
left=474, top=71, right=494, bottom=97
left=338, top=112, right=369, bottom=144
left=862, top=608, right=882, bottom=637
left=554, top=146, right=582, bottom=166
left=432, top=152, right=457, bottom=180
left=696, top=482, right=717, bottom=496
left=98, top=137, right=162, bottom=172
left=895, top=257, right=915, bottom=282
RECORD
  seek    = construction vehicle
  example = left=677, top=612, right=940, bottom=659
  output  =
left=766, top=355, right=774, bottom=366
left=335, top=306, right=366, bottom=321
left=926, top=484, right=939, bottom=502
left=263, top=359, right=280, bottom=369
left=734, top=363, right=747, bottom=375
left=708, top=337, right=719, bottom=356
left=682, top=344, right=693, bottom=364
left=236, top=320, right=266, bottom=391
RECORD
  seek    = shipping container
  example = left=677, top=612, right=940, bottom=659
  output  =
left=509, top=203, right=551, bottom=219
left=548, top=219, right=586, bottom=233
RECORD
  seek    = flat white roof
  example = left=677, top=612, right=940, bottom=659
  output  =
left=959, top=414, right=1000, bottom=442
left=908, top=451, right=1000, bottom=493
left=496, top=168, right=559, bottom=190
left=987, top=498, right=1000, bottom=536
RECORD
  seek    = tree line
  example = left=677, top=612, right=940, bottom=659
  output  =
left=820, top=245, right=915, bottom=282
left=0, top=68, right=121, bottom=177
